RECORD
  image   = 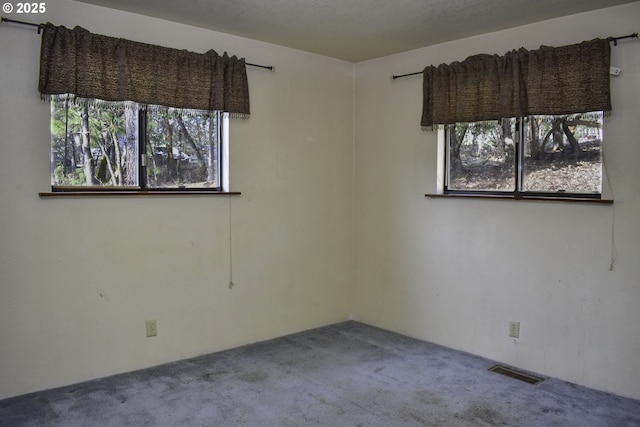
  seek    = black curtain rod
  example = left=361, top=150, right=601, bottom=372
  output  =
left=0, top=16, right=44, bottom=32
left=0, top=16, right=274, bottom=71
left=610, top=32, right=638, bottom=46
left=245, top=63, right=274, bottom=71
left=392, top=32, right=639, bottom=80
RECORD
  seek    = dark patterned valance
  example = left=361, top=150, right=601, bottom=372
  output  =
left=38, top=23, right=250, bottom=117
left=421, top=38, right=611, bottom=127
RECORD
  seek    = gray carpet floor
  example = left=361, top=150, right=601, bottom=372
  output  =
left=1, top=321, right=639, bottom=426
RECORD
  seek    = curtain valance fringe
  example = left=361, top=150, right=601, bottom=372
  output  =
left=419, top=111, right=610, bottom=131
left=45, top=94, right=250, bottom=119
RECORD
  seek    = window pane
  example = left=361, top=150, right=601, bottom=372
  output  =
left=50, top=99, right=139, bottom=187
left=522, top=112, right=602, bottom=194
left=447, top=119, right=516, bottom=192
left=146, top=111, right=219, bottom=189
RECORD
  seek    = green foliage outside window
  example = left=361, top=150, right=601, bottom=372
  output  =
left=50, top=99, right=221, bottom=190
left=446, top=112, right=603, bottom=196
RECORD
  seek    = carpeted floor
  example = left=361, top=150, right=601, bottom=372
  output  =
left=1, top=321, right=639, bottom=426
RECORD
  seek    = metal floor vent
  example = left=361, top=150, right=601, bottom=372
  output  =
left=489, top=365, right=544, bottom=385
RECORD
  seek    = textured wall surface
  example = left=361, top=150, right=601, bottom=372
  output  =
left=0, top=0, right=354, bottom=399
left=354, top=2, right=640, bottom=400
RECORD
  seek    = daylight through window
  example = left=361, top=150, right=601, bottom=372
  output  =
left=50, top=98, right=226, bottom=191
left=444, top=112, right=603, bottom=198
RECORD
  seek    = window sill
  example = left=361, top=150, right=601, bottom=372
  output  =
left=426, top=193, right=613, bottom=204
left=40, top=190, right=241, bottom=198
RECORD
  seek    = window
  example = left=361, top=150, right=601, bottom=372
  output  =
left=443, top=111, right=603, bottom=198
left=50, top=98, right=228, bottom=192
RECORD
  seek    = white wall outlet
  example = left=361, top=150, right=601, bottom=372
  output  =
left=509, top=321, right=520, bottom=338
left=146, top=319, right=157, bottom=337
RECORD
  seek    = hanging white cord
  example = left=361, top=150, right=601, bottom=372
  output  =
left=602, top=143, right=617, bottom=271
left=609, top=202, right=617, bottom=272
left=228, top=196, right=234, bottom=288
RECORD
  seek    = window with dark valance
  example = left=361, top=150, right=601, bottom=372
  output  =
left=421, top=38, right=611, bottom=127
left=38, top=23, right=250, bottom=117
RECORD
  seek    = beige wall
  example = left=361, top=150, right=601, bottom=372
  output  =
left=354, top=2, right=640, bottom=400
left=2, top=0, right=639, bottom=402
left=0, top=0, right=354, bottom=399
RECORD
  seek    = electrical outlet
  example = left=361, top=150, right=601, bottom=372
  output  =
left=146, top=319, right=157, bottom=337
left=509, top=321, right=520, bottom=338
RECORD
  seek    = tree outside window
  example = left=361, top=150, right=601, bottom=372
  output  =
left=445, top=112, right=603, bottom=197
left=50, top=99, right=223, bottom=191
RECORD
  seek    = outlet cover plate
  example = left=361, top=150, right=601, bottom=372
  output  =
left=146, top=319, right=157, bottom=337
left=509, top=321, right=520, bottom=338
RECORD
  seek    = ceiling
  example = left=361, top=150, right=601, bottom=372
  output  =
left=74, top=0, right=636, bottom=62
